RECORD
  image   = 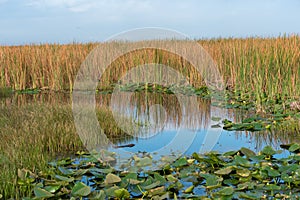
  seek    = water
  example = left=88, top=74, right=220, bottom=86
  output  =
left=1, top=92, right=297, bottom=160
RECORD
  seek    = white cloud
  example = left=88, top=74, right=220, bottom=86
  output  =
left=27, top=0, right=96, bottom=12
left=27, top=0, right=153, bottom=13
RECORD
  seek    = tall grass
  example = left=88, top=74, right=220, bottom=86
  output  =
left=0, top=99, right=135, bottom=199
left=0, top=43, right=95, bottom=91
left=0, top=36, right=299, bottom=101
left=199, top=36, right=300, bottom=108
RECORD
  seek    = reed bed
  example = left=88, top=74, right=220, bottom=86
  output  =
left=0, top=36, right=299, bottom=100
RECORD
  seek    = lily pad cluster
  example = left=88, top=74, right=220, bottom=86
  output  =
left=97, top=83, right=210, bottom=97
left=17, top=144, right=300, bottom=199
left=211, top=112, right=300, bottom=132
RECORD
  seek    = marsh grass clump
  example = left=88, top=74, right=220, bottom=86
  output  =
left=0, top=102, right=133, bottom=199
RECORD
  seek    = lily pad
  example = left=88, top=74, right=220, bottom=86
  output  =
left=105, top=173, right=122, bottom=184
left=236, top=168, right=251, bottom=177
left=44, top=185, right=61, bottom=193
left=71, top=182, right=91, bottom=197
left=114, top=188, right=130, bottom=199
left=34, top=187, right=54, bottom=199
left=215, top=166, right=233, bottom=175
left=54, top=175, right=74, bottom=182
left=233, top=155, right=252, bottom=167
left=173, top=157, right=188, bottom=167
left=240, top=147, right=256, bottom=158
left=261, top=146, right=276, bottom=156
left=288, top=143, right=300, bottom=152
left=216, top=186, right=234, bottom=196
left=184, top=185, right=194, bottom=193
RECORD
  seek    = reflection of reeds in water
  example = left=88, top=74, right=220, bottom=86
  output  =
left=96, top=92, right=212, bottom=138
left=233, top=128, right=300, bottom=152
left=0, top=92, right=71, bottom=106
left=2, top=92, right=299, bottom=148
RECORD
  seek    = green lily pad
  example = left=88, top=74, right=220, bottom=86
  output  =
left=263, top=166, right=280, bottom=177
left=34, top=187, right=54, bottom=199
left=215, top=166, right=233, bottom=175
left=166, top=175, right=178, bottom=182
left=236, top=182, right=249, bottom=190
left=200, top=173, right=222, bottom=187
left=136, top=157, right=152, bottom=167
left=281, top=173, right=293, bottom=183
left=89, top=190, right=106, bottom=200
left=233, top=155, right=252, bottom=167
left=184, top=185, right=194, bottom=193
left=249, top=155, right=265, bottom=162
left=265, top=184, right=281, bottom=191
left=288, top=143, right=300, bottom=152
left=148, top=186, right=165, bottom=197
left=54, top=175, right=74, bottom=182
left=216, top=186, right=234, bottom=196
left=123, top=173, right=142, bottom=184
left=223, top=150, right=239, bottom=156
left=242, top=117, right=257, bottom=123
left=114, top=188, right=130, bottom=199
left=71, top=182, right=91, bottom=197
left=236, top=168, right=251, bottom=177
left=105, top=186, right=119, bottom=197
left=58, top=166, right=74, bottom=176
left=105, top=173, right=122, bottom=184
left=44, top=185, right=61, bottom=193
left=240, top=147, right=256, bottom=158
left=153, top=173, right=166, bottom=185
left=261, top=146, right=276, bottom=156
left=142, top=181, right=161, bottom=190
left=173, top=157, right=188, bottom=167
left=90, top=167, right=113, bottom=174
left=279, top=164, right=299, bottom=173
left=223, top=178, right=239, bottom=186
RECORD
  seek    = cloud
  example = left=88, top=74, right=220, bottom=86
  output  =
left=27, top=0, right=96, bottom=12
left=27, top=0, right=153, bottom=13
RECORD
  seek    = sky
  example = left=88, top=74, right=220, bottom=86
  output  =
left=1, top=0, right=300, bottom=45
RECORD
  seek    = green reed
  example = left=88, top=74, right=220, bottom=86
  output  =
left=0, top=36, right=298, bottom=104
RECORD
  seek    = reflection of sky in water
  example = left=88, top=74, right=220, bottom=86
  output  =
left=3, top=93, right=294, bottom=160
left=109, top=127, right=292, bottom=159
left=106, top=92, right=297, bottom=161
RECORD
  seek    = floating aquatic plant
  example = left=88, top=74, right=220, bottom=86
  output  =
left=18, top=144, right=300, bottom=199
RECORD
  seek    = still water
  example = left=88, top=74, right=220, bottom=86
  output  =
left=2, top=92, right=298, bottom=160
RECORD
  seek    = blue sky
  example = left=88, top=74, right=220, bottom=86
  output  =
left=1, top=0, right=299, bottom=45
